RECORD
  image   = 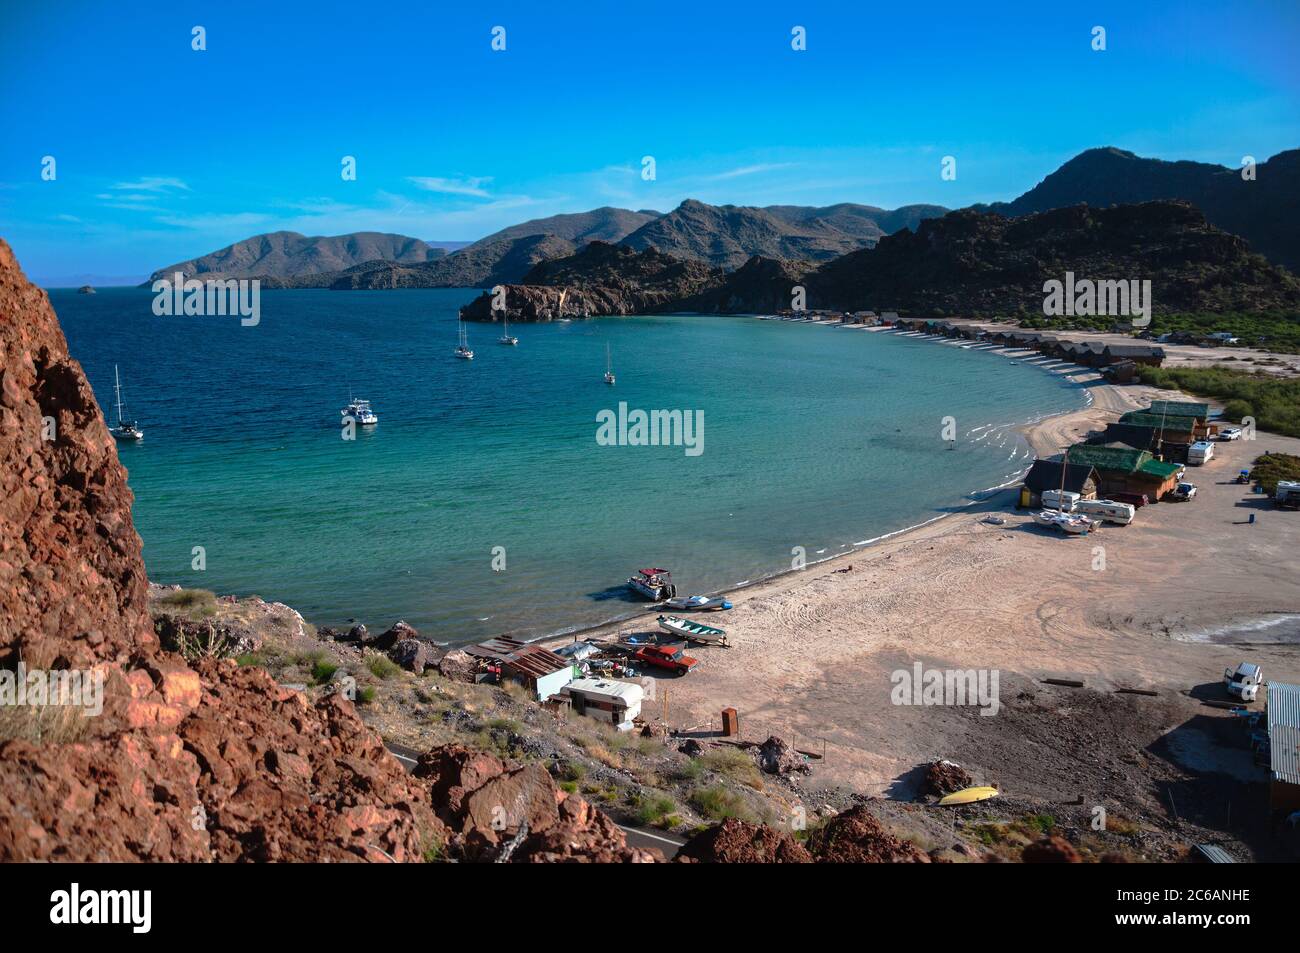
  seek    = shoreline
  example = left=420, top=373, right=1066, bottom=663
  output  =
left=536, top=329, right=1152, bottom=652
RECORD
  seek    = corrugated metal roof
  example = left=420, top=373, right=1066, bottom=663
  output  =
left=1119, top=411, right=1199, bottom=430
left=1268, top=681, right=1300, bottom=787
left=465, top=637, right=571, bottom=680
left=1193, top=844, right=1236, bottom=863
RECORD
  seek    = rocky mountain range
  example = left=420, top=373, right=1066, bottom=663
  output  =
left=461, top=201, right=1300, bottom=321
left=981, top=147, right=1300, bottom=272
left=147, top=230, right=448, bottom=283
left=617, top=199, right=946, bottom=269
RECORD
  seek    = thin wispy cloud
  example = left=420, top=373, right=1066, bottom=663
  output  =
left=109, top=176, right=191, bottom=193
left=710, top=162, right=795, bottom=180
left=406, top=175, right=493, bottom=197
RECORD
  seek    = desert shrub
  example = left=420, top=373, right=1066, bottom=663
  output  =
left=366, top=654, right=401, bottom=680
left=689, top=784, right=754, bottom=822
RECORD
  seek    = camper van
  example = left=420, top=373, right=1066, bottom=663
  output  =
left=1074, top=499, right=1136, bottom=525
left=1276, top=481, right=1300, bottom=510
left=1187, top=441, right=1215, bottom=465
left=562, top=678, right=644, bottom=730
left=1040, top=489, right=1081, bottom=512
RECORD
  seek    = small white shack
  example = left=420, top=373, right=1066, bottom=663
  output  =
left=562, top=678, right=644, bottom=730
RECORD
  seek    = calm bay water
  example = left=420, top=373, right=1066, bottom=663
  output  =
left=53, top=288, right=1083, bottom=643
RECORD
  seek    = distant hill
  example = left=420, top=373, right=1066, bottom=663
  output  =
left=467, top=207, right=662, bottom=248
left=619, top=199, right=946, bottom=269
left=327, top=235, right=579, bottom=290
left=461, top=201, right=1300, bottom=321
left=982, top=147, right=1300, bottom=272
left=148, top=231, right=445, bottom=282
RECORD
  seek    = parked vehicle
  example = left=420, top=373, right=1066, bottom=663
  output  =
left=1223, top=662, right=1263, bottom=702
left=1111, top=492, right=1150, bottom=508
left=1235, top=469, right=1251, bottom=484
left=1218, top=427, right=1243, bottom=441
left=1276, top=481, right=1300, bottom=510
left=1171, top=481, right=1198, bottom=501
left=1074, top=499, right=1136, bottom=524
left=632, top=643, right=698, bottom=675
left=1188, top=440, right=1215, bottom=465
left=1040, top=489, right=1080, bottom=512
left=627, top=568, right=676, bottom=600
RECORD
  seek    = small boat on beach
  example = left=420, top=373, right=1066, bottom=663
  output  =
left=604, top=343, right=615, bottom=385
left=341, top=396, right=378, bottom=426
left=662, top=594, right=732, bottom=612
left=657, top=615, right=730, bottom=647
left=110, top=365, right=144, bottom=442
left=1033, top=510, right=1092, bottom=535
left=455, top=321, right=474, bottom=360
left=627, top=568, right=675, bottom=600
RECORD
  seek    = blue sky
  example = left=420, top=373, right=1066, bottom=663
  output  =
left=1, top=0, right=1297, bottom=283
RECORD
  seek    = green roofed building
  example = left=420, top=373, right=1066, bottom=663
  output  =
left=1118, top=411, right=1201, bottom=442
left=1146, top=400, right=1211, bottom=422
left=1062, top=444, right=1183, bottom=500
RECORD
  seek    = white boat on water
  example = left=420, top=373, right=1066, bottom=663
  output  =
left=341, top=397, right=378, bottom=426
left=604, top=343, right=615, bottom=385
left=498, top=315, right=518, bottom=346
left=455, top=321, right=474, bottom=360
left=110, top=365, right=144, bottom=441
left=627, top=567, right=675, bottom=600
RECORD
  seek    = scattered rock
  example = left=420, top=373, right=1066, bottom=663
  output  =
left=342, top=624, right=368, bottom=643
left=388, top=638, right=440, bottom=674
left=757, top=735, right=810, bottom=775
left=920, top=760, right=974, bottom=798
left=804, top=806, right=930, bottom=863
left=678, top=739, right=704, bottom=757
left=437, top=649, right=477, bottom=683
left=1022, top=835, right=1082, bottom=863
left=676, top=818, right=813, bottom=863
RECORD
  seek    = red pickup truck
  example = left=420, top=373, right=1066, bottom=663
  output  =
left=633, top=644, right=698, bottom=676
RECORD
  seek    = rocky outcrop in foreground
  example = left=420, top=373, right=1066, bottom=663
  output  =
left=0, top=238, right=643, bottom=863
left=676, top=806, right=930, bottom=863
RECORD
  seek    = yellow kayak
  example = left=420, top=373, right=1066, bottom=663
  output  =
left=938, top=785, right=999, bottom=806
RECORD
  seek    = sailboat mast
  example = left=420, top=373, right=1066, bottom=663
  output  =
left=114, top=364, right=123, bottom=425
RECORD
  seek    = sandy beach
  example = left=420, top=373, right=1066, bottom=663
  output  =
left=545, top=335, right=1300, bottom=801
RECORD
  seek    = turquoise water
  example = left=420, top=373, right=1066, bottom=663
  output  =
left=53, top=288, right=1083, bottom=643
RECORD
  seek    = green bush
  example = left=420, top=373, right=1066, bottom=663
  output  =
left=366, top=655, right=402, bottom=680
left=1251, top=452, right=1300, bottom=493
left=689, top=784, right=754, bottom=822
left=311, top=659, right=339, bottom=684
left=1136, top=365, right=1300, bottom=438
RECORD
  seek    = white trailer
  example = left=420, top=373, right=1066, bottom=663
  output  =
left=1188, top=441, right=1215, bottom=465
left=1074, top=499, right=1136, bottom=525
left=1224, top=662, right=1263, bottom=702
left=562, top=678, right=644, bottom=729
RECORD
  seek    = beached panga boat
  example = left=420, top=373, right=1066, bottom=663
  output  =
left=657, top=615, right=730, bottom=647
left=627, top=568, right=675, bottom=600
left=1032, top=510, right=1091, bottom=535
left=663, top=594, right=732, bottom=612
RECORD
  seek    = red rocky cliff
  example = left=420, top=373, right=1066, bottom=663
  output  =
left=0, top=239, right=648, bottom=862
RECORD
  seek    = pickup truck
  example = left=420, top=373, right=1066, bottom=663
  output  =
left=632, top=644, right=699, bottom=676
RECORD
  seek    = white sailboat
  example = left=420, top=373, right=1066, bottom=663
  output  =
left=498, top=315, right=518, bottom=346
left=604, top=343, right=615, bottom=385
left=455, top=320, right=474, bottom=360
left=110, top=365, right=144, bottom=441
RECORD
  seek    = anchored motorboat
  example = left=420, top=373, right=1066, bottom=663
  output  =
left=341, top=397, right=378, bottom=426
left=627, top=567, right=675, bottom=600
